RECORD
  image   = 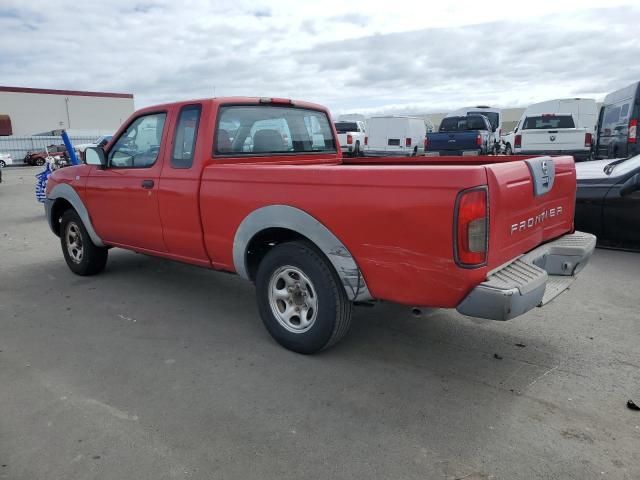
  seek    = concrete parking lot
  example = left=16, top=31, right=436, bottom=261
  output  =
left=1, top=166, right=639, bottom=480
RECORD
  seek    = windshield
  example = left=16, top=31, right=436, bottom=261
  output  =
left=334, top=122, right=358, bottom=133
left=604, top=154, right=640, bottom=175
left=468, top=111, right=499, bottom=131
left=440, top=116, right=487, bottom=131
left=523, top=115, right=575, bottom=129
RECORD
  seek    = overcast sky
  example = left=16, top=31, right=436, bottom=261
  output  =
left=1, top=0, right=639, bottom=115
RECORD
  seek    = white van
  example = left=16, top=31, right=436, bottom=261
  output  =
left=364, top=116, right=427, bottom=156
left=445, top=106, right=502, bottom=152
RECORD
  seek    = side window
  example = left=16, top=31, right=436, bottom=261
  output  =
left=172, top=105, right=202, bottom=169
left=620, top=103, right=630, bottom=121
left=109, top=113, right=166, bottom=168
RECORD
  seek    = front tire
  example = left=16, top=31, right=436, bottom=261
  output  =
left=255, top=241, right=352, bottom=354
left=0, top=160, right=5, bottom=168
left=60, top=209, right=108, bottom=275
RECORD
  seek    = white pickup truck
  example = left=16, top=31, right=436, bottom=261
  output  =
left=514, top=114, right=592, bottom=161
left=334, top=120, right=366, bottom=156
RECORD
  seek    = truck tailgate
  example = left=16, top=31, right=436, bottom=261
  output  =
left=521, top=129, right=586, bottom=150
left=485, top=155, right=576, bottom=270
left=428, top=132, right=478, bottom=151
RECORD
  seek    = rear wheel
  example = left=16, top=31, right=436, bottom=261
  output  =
left=354, top=140, right=361, bottom=157
left=505, top=143, right=512, bottom=155
left=60, top=209, right=108, bottom=275
left=0, top=160, right=5, bottom=168
left=255, top=241, right=352, bottom=354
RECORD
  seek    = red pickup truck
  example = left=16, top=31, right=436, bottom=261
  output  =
left=45, top=97, right=596, bottom=353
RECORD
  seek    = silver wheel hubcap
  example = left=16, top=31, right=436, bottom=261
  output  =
left=65, top=222, right=84, bottom=264
left=268, top=266, right=318, bottom=333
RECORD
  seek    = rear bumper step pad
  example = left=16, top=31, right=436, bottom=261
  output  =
left=456, top=231, right=596, bottom=320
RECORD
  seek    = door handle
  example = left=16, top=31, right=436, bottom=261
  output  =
left=141, top=179, right=154, bottom=189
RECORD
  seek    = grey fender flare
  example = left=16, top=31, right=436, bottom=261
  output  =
left=233, top=205, right=372, bottom=302
left=46, top=183, right=105, bottom=247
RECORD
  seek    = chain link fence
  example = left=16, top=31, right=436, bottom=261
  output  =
left=0, top=136, right=97, bottom=164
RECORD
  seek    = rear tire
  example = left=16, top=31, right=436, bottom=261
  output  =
left=0, top=160, right=5, bottom=168
left=505, top=144, right=512, bottom=155
left=255, top=241, right=352, bottom=354
left=354, top=140, right=361, bottom=157
left=60, top=209, right=108, bottom=276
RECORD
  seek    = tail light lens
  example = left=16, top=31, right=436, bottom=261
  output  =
left=424, top=137, right=428, bottom=150
left=629, top=119, right=637, bottom=143
left=405, top=138, right=412, bottom=147
left=476, top=134, right=482, bottom=146
left=454, top=187, right=488, bottom=267
left=347, top=134, right=353, bottom=145
left=514, top=134, right=522, bottom=148
left=584, top=132, right=592, bottom=147
left=364, top=136, right=368, bottom=146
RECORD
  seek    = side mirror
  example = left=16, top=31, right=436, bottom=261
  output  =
left=620, top=173, right=640, bottom=197
left=85, top=147, right=106, bottom=167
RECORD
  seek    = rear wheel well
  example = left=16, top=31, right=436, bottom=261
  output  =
left=51, top=199, right=74, bottom=236
left=246, top=228, right=317, bottom=281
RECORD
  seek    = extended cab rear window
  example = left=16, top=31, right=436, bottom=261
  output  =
left=523, top=115, right=575, bottom=129
left=215, top=105, right=336, bottom=156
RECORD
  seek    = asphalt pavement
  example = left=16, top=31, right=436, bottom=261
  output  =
left=1, top=166, right=639, bottom=480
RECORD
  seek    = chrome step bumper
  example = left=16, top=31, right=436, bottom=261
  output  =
left=456, top=231, right=596, bottom=320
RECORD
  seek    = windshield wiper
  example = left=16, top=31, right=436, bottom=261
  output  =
left=603, top=158, right=628, bottom=175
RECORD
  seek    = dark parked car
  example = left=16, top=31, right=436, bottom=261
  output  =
left=426, top=114, right=495, bottom=156
left=24, top=145, right=69, bottom=166
left=575, top=155, right=640, bottom=249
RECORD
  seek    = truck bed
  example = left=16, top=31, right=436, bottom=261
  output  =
left=200, top=155, right=576, bottom=307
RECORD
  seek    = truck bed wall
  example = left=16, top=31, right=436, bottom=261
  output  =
left=200, top=163, right=490, bottom=307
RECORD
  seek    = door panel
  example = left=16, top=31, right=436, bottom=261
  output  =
left=158, top=103, right=210, bottom=265
left=603, top=179, right=640, bottom=245
left=86, top=112, right=169, bottom=252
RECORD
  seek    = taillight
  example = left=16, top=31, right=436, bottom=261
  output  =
left=454, top=187, right=488, bottom=267
left=476, top=134, right=482, bottom=146
left=514, top=134, right=522, bottom=148
left=406, top=137, right=412, bottom=147
left=347, top=134, right=353, bottom=145
left=629, top=119, right=637, bottom=143
left=424, top=137, right=428, bottom=150
left=364, top=136, right=368, bottom=146
left=584, top=132, right=592, bottom=148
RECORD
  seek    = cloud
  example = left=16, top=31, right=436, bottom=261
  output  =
left=0, top=1, right=638, bottom=117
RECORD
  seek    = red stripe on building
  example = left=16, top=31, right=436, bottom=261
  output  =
left=0, top=86, right=133, bottom=99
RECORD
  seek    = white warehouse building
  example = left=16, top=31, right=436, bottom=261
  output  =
left=0, top=86, right=135, bottom=136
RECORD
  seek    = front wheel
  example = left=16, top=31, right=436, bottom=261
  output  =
left=0, top=160, right=5, bottom=168
left=255, top=241, right=352, bottom=354
left=60, top=209, right=108, bottom=275
left=35, top=158, right=45, bottom=166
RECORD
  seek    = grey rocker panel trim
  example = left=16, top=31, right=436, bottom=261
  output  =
left=233, top=205, right=372, bottom=302
left=46, top=183, right=105, bottom=247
